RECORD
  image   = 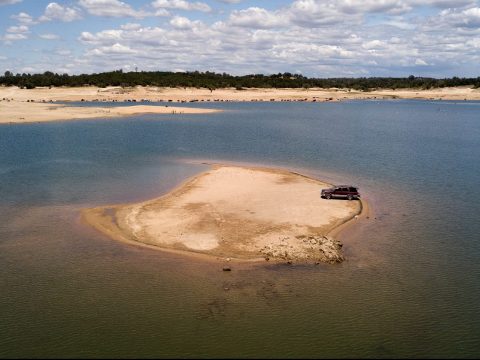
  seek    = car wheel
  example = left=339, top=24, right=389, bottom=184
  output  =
left=326, top=193, right=331, bottom=199
left=347, top=194, right=353, bottom=201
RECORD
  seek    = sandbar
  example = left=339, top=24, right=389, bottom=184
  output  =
left=0, top=101, right=219, bottom=124
left=82, top=165, right=362, bottom=264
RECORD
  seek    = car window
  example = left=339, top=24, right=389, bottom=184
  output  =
left=349, top=187, right=357, bottom=192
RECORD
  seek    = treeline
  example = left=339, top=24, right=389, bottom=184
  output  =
left=1, top=70, right=479, bottom=90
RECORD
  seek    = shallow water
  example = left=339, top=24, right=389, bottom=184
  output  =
left=1, top=100, right=479, bottom=358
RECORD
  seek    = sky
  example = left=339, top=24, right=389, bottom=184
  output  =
left=0, top=0, right=479, bottom=78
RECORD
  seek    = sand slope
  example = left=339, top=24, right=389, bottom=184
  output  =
left=83, top=165, right=362, bottom=263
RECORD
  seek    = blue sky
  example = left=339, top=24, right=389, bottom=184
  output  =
left=1, top=0, right=479, bottom=77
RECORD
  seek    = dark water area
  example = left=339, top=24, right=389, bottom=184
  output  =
left=1, top=100, right=479, bottom=358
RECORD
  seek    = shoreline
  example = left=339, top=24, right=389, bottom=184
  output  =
left=81, top=164, right=365, bottom=265
left=2, top=85, right=479, bottom=103
left=2, top=85, right=478, bottom=124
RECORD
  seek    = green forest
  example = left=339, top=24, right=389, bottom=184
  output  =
left=1, top=70, right=479, bottom=90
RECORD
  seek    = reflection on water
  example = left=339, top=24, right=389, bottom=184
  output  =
left=1, top=100, right=480, bottom=357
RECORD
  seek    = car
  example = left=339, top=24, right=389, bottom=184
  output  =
left=321, top=185, right=360, bottom=200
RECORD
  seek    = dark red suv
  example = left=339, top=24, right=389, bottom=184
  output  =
left=321, top=185, right=360, bottom=200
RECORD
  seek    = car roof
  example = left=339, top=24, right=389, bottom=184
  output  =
left=335, top=185, right=358, bottom=188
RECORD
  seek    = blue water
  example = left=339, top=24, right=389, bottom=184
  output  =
left=0, top=100, right=479, bottom=358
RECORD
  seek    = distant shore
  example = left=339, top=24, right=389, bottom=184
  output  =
left=1, top=85, right=478, bottom=123
left=82, top=165, right=363, bottom=264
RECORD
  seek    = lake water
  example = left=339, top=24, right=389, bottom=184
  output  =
left=1, top=100, right=479, bottom=358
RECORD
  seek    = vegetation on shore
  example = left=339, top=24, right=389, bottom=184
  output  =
left=1, top=70, right=479, bottom=90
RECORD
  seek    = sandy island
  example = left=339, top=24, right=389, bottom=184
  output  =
left=0, top=101, right=219, bottom=124
left=82, top=165, right=363, bottom=264
left=2, top=85, right=479, bottom=124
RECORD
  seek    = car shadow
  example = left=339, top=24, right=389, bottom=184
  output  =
left=321, top=197, right=360, bottom=201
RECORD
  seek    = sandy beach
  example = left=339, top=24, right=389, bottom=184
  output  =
left=1, top=85, right=479, bottom=124
left=2, top=85, right=479, bottom=103
left=82, top=165, right=362, bottom=264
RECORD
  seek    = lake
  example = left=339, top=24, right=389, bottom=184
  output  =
left=1, top=100, right=479, bottom=358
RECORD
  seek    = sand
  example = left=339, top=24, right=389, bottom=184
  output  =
left=2, top=84, right=479, bottom=103
left=0, top=101, right=219, bottom=124
left=82, top=165, right=363, bottom=264
left=2, top=85, right=478, bottom=124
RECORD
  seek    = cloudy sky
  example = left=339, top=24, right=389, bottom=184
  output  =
left=0, top=0, right=479, bottom=77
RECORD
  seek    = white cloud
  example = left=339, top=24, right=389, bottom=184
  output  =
left=10, top=0, right=480, bottom=77
left=79, top=32, right=97, bottom=43
left=11, top=12, right=35, bottom=24
left=465, top=37, right=480, bottom=49
left=7, top=25, right=29, bottom=33
left=414, top=0, right=476, bottom=8
left=121, top=23, right=142, bottom=30
left=415, top=58, right=428, bottom=65
left=338, top=0, right=412, bottom=15
left=286, top=0, right=478, bottom=17
left=152, top=0, right=211, bottom=12
left=78, top=0, right=148, bottom=18
left=382, top=18, right=416, bottom=30
left=89, top=43, right=137, bottom=55
left=0, top=0, right=21, bottom=5
left=362, top=40, right=385, bottom=50
left=154, top=8, right=170, bottom=16
left=1, top=33, right=27, bottom=42
left=276, top=0, right=476, bottom=29
left=427, top=6, right=480, bottom=29
left=107, top=43, right=137, bottom=54
left=39, top=2, right=82, bottom=22
left=79, top=29, right=124, bottom=45
left=39, top=33, right=60, bottom=40
left=271, top=43, right=354, bottom=62
left=228, top=7, right=286, bottom=29
left=170, top=16, right=195, bottom=29
left=3, top=25, right=29, bottom=43
left=287, top=0, right=362, bottom=27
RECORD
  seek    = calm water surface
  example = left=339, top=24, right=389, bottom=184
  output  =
left=0, top=100, right=479, bottom=358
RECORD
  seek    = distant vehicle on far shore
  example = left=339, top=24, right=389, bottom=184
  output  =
left=321, top=186, right=360, bottom=200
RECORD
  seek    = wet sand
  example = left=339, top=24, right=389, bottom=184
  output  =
left=82, top=165, right=362, bottom=264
